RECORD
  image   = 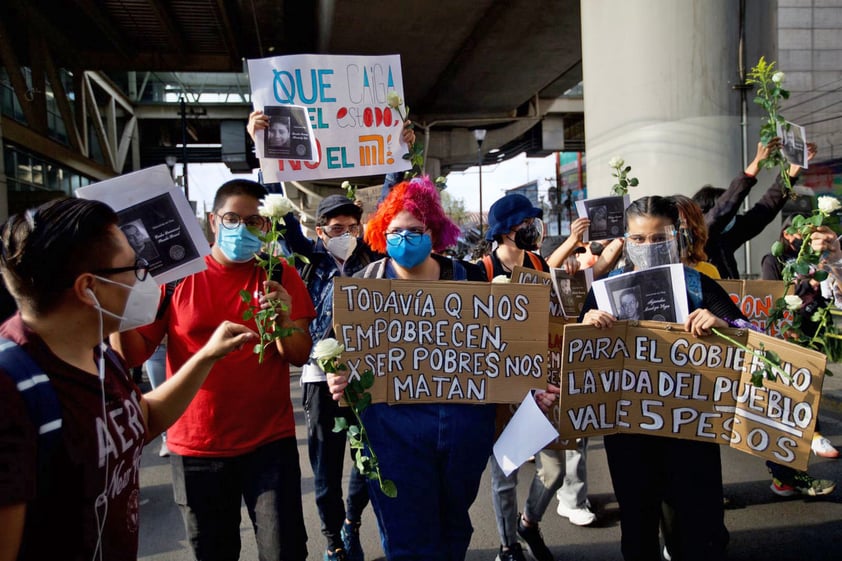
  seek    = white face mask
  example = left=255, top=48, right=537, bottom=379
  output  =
left=93, top=275, right=160, bottom=332
left=325, top=233, right=357, bottom=262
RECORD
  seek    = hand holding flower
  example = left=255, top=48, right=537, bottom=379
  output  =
left=259, top=280, right=292, bottom=320
left=810, top=226, right=842, bottom=262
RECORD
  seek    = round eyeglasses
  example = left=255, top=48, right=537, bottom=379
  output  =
left=385, top=228, right=426, bottom=246
left=93, top=256, right=151, bottom=282
left=322, top=224, right=362, bottom=238
left=216, top=212, right=267, bottom=230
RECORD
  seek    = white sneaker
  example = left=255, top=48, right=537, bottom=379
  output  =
left=811, top=434, right=840, bottom=458
left=556, top=501, right=596, bottom=526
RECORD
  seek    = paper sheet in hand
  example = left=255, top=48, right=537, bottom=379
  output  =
left=493, top=390, right=559, bottom=476
left=76, top=165, right=210, bottom=284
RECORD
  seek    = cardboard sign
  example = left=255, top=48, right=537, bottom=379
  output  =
left=512, top=266, right=562, bottom=317
left=717, top=280, right=788, bottom=336
left=333, top=278, right=550, bottom=404
left=559, top=321, right=825, bottom=470
left=248, top=54, right=412, bottom=181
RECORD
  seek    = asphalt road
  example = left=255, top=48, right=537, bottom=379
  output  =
left=138, top=374, right=842, bottom=561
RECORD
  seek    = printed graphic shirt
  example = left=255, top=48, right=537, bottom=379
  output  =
left=0, top=313, right=146, bottom=561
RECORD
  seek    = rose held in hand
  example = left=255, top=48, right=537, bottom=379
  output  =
left=818, top=196, right=842, bottom=216
left=258, top=194, right=295, bottom=219
left=784, top=294, right=803, bottom=311
left=313, top=338, right=345, bottom=368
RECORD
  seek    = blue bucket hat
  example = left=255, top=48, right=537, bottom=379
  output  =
left=486, top=193, right=543, bottom=241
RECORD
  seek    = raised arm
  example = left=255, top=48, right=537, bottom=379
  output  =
left=546, top=218, right=590, bottom=269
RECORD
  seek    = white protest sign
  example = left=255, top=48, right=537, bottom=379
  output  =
left=248, top=54, right=412, bottom=181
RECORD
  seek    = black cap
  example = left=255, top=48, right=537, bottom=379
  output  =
left=317, top=194, right=362, bottom=220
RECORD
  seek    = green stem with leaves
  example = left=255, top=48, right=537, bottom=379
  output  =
left=711, top=328, right=789, bottom=387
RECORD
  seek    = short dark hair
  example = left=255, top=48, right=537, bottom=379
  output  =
left=692, top=185, right=726, bottom=214
left=0, top=197, right=120, bottom=314
left=212, top=179, right=268, bottom=213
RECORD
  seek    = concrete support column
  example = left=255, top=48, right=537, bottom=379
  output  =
left=581, top=0, right=776, bottom=198
left=581, top=0, right=777, bottom=275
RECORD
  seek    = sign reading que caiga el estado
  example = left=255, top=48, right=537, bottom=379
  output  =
left=332, top=278, right=550, bottom=404
left=248, top=54, right=412, bottom=181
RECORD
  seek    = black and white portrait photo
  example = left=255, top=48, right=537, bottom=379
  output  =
left=593, top=264, right=690, bottom=323
left=263, top=105, right=315, bottom=160
left=121, top=220, right=159, bottom=261
left=777, top=120, right=808, bottom=169
left=575, top=195, right=630, bottom=241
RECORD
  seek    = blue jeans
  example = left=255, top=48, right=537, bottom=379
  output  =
left=170, top=437, right=307, bottom=561
left=302, top=381, right=370, bottom=551
left=362, top=402, right=496, bottom=561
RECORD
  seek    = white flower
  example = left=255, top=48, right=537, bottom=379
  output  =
left=258, top=194, right=295, bottom=219
left=491, top=275, right=511, bottom=284
left=312, top=338, right=345, bottom=362
left=772, top=71, right=785, bottom=84
left=386, top=90, right=402, bottom=109
left=784, top=294, right=803, bottom=311
left=341, top=180, right=351, bottom=191
left=817, top=196, right=842, bottom=215
left=608, top=157, right=624, bottom=169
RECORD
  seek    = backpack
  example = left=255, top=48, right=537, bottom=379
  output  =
left=0, top=337, right=62, bottom=493
left=482, top=251, right=543, bottom=280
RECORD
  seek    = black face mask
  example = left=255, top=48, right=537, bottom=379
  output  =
left=513, top=223, right=541, bottom=251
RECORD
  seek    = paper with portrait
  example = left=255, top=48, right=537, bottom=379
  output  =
left=76, top=165, right=210, bottom=284
left=592, top=264, right=689, bottom=323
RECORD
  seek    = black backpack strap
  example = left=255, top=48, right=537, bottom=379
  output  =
left=0, top=337, right=62, bottom=494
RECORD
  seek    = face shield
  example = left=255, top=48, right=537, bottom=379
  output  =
left=624, top=226, right=680, bottom=269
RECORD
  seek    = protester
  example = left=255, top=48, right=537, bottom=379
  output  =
left=670, top=194, right=721, bottom=278
left=482, top=193, right=593, bottom=561
left=326, top=178, right=557, bottom=561
left=0, top=197, right=256, bottom=561
left=580, top=195, right=745, bottom=561
left=114, top=180, right=315, bottom=561
left=693, top=138, right=815, bottom=279
left=288, top=194, right=381, bottom=561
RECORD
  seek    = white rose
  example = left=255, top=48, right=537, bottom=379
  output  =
left=491, top=275, right=511, bottom=284
left=341, top=180, right=351, bottom=190
left=386, top=90, right=402, bottom=109
left=772, top=71, right=785, bottom=84
left=259, top=194, right=295, bottom=219
left=817, top=196, right=842, bottom=215
left=312, top=338, right=345, bottom=362
left=784, top=294, right=803, bottom=311
left=608, top=157, right=624, bottom=169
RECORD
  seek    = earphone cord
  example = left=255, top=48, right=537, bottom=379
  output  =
left=91, top=303, right=109, bottom=561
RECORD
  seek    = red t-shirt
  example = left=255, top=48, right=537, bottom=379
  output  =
left=0, top=314, right=146, bottom=561
left=138, top=255, right=315, bottom=457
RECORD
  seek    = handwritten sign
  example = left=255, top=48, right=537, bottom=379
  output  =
left=332, top=278, right=550, bottom=404
left=559, top=321, right=825, bottom=470
left=717, top=280, right=788, bottom=336
left=512, top=266, right=562, bottom=317
left=248, top=54, right=412, bottom=181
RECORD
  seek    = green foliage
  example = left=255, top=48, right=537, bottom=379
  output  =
left=320, top=351, right=397, bottom=498
left=609, top=158, right=639, bottom=196
left=764, top=201, right=842, bottom=363
left=746, top=57, right=793, bottom=196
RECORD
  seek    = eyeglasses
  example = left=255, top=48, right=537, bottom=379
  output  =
left=93, top=256, right=151, bottom=282
left=386, top=228, right=426, bottom=246
left=322, top=224, right=362, bottom=237
left=625, top=231, right=675, bottom=245
left=216, top=212, right=267, bottom=230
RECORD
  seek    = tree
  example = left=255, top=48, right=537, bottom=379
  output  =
left=440, top=191, right=468, bottom=225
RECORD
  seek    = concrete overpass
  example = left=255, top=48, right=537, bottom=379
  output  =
left=0, top=0, right=585, bottom=217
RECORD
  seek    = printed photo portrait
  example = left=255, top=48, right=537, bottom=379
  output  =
left=615, top=288, right=642, bottom=320
left=263, top=105, right=315, bottom=160
left=575, top=195, right=630, bottom=242
left=121, top=220, right=159, bottom=261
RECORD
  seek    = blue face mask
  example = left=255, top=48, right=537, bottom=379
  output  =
left=386, top=231, right=432, bottom=269
left=217, top=224, right=262, bottom=263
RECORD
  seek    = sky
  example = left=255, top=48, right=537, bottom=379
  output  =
left=180, top=151, right=559, bottom=217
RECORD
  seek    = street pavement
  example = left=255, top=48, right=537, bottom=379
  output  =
left=138, top=369, right=842, bottom=561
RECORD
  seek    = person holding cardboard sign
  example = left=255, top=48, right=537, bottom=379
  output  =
left=327, top=178, right=557, bottom=561
left=482, top=193, right=594, bottom=561
left=580, top=196, right=746, bottom=561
